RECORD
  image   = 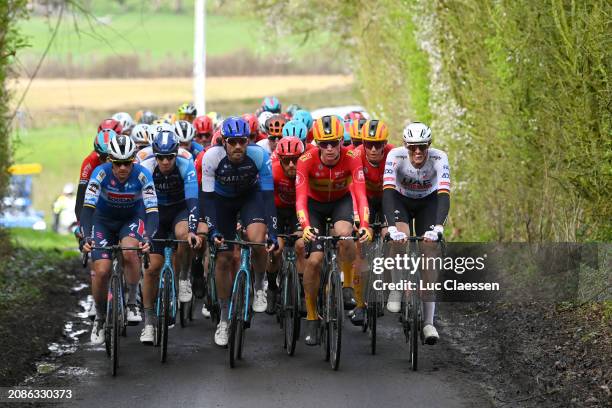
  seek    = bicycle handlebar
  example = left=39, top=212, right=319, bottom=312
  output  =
left=222, top=239, right=267, bottom=247
left=81, top=245, right=150, bottom=269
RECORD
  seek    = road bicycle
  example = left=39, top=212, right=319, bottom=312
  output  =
left=277, top=233, right=302, bottom=356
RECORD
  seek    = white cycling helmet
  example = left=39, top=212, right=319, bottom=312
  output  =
left=112, top=112, right=135, bottom=135
left=150, top=122, right=174, bottom=135
left=108, top=134, right=137, bottom=160
left=130, top=123, right=152, bottom=145
left=402, top=122, right=432, bottom=144
left=174, top=120, right=195, bottom=143
left=257, top=111, right=274, bottom=133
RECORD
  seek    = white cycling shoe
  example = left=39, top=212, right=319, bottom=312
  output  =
left=423, top=324, right=439, bottom=345
left=253, top=290, right=267, bottom=313
left=139, top=324, right=155, bottom=345
left=179, top=280, right=193, bottom=303
left=127, top=304, right=142, bottom=324
left=87, top=302, right=96, bottom=321
left=386, top=290, right=402, bottom=313
left=90, top=319, right=105, bottom=345
left=214, top=321, right=229, bottom=347
left=201, top=303, right=211, bottom=318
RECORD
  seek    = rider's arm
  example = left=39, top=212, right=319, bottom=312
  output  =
left=79, top=166, right=105, bottom=238
left=435, top=151, right=451, bottom=225
left=295, top=153, right=312, bottom=229
left=348, top=152, right=369, bottom=228
left=257, top=149, right=278, bottom=238
left=178, top=157, right=200, bottom=234
left=200, top=148, right=219, bottom=232
left=75, top=156, right=94, bottom=221
left=382, top=149, right=400, bottom=227
left=136, top=166, right=159, bottom=239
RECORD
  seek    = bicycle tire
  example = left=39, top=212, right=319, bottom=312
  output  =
left=110, top=275, right=120, bottom=376
left=329, top=269, right=343, bottom=370
left=369, top=300, right=377, bottom=355
left=228, top=272, right=245, bottom=368
left=410, top=290, right=419, bottom=371
left=160, top=270, right=170, bottom=363
left=284, top=261, right=300, bottom=356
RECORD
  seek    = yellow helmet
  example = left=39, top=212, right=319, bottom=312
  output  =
left=177, top=103, right=197, bottom=121
left=349, top=118, right=368, bottom=141
left=361, top=119, right=389, bottom=142
left=312, top=115, right=344, bottom=142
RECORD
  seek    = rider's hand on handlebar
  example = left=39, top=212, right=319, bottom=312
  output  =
left=188, top=232, right=202, bottom=249
left=388, top=226, right=407, bottom=242
left=358, top=227, right=372, bottom=243
left=266, top=235, right=279, bottom=253
left=423, top=225, right=444, bottom=242
left=303, top=226, right=318, bottom=243
left=211, top=231, right=224, bottom=247
left=82, top=237, right=93, bottom=253
left=140, top=237, right=151, bottom=253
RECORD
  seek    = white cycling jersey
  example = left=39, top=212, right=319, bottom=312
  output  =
left=256, top=138, right=272, bottom=154
left=383, top=147, right=451, bottom=199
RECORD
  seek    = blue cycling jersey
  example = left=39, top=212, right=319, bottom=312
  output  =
left=200, top=145, right=277, bottom=238
left=140, top=155, right=199, bottom=233
left=80, top=162, right=158, bottom=239
left=188, top=141, right=204, bottom=160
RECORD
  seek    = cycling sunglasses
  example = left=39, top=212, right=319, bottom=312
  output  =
left=195, top=133, right=212, bottom=139
left=111, top=159, right=134, bottom=167
left=363, top=141, right=386, bottom=150
left=317, top=140, right=340, bottom=149
left=407, top=144, right=429, bottom=152
left=226, top=137, right=248, bottom=146
left=155, top=153, right=177, bottom=161
left=280, top=156, right=299, bottom=166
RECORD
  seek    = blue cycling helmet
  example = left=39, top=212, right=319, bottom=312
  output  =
left=262, top=96, right=281, bottom=113
left=221, top=116, right=250, bottom=138
left=94, top=129, right=117, bottom=156
left=282, top=120, right=308, bottom=142
left=152, top=130, right=179, bottom=155
left=293, top=110, right=313, bottom=130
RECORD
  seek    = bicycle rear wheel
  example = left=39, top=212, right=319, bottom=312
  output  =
left=159, top=270, right=170, bottom=363
left=328, top=270, right=343, bottom=370
left=409, top=290, right=419, bottom=371
left=228, top=272, right=245, bottom=368
left=109, top=275, right=120, bottom=376
left=284, top=261, right=300, bottom=356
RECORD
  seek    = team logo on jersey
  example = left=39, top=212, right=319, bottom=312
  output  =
left=300, top=152, right=312, bottom=162
left=441, top=173, right=449, bottom=178
left=346, top=150, right=356, bottom=158
left=110, top=179, right=116, bottom=186
left=81, top=163, right=92, bottom=179
left=96, top=169, right=106, bottom=183
left=356, top=170, right=365, bottom=182
left=129, top=220, right=146, bottom=237
left=138, top=172, right=148, bottom=185
left=86, top=183, right=99, bottom=196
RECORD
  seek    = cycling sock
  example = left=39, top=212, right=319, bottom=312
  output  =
left=305, top=293, right=317, bottom=320
left=353, top=268, right=365, bottom=308
left=95, top=301, right=106, bottom=319
left=266, top=272, right=278, bottom=291
left=341, top=261, right=353, bottom=288
left=179, top=265, right=189, bottom=281
left=254, top=271, right=265, bottom=292
left=144, top=307, right=156, bottom=326
left=127, top=283, right=138, bottom=305
left=220, top=299, right=229, bottom=323
left=424, top=302, right=435, bottom=326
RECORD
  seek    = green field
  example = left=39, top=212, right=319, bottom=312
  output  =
left=10, top=228, right=78, bottom=253
left=19, top=8, right=330, bottom=65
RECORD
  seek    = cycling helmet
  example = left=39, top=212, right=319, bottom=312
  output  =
left=265, top=115, right=287, bottom=137
left=193, top=115, right=213, bottom=135
left=312, top=115, right=344, bottom=141
left=402, top=122, right=432, bottom=144
left=98, top=118, right=123, bottom=135
left=151, top=122, right=174, bottom=134
left=130, top=123, right=152, bottom=145
left=282, top=120, right=308, bottom=142
left=221, top=116, right=249, bottom=138
left=362, top=119, right=389, bottom=142
left=94, top=129, right=117, bottom=156
left=108, top=134, right=136, bottom=160
left=276, top=136, right=305, bottom=157
left=241, top=113, right=259, bottom=136
left=257, top=111, right=274, bottom=133
left=111, top=112, right=134, bottom=134
left=286, top=104, right=303, bottom=117
left=292, top=110, right=313, bottom=130
left=174, top=120, right=195, bottom=143
left=211, top=129, right=223, bottom=146
left=344, top=111, right=366, bottom=122
left=152, top=130, right=179, bottom=155
left=177, top=103, right=197, bottom=119
left=162, top=112, right=177, bottom=124
left=349, top=118, right=367, bottom=141
left=343, top=127, right=352, bottom=146
left=261, top=96, right=281, bottom=113
left=140, top=110, right=158, bottom=125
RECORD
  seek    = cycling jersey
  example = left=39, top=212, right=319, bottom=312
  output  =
left=354, top=143, right=395, bottom=199
left=194, top=149, right=205, bottom=188
left=75, top=151, right=104, bottom=221
left=186, top=141, right=204, bottom=160
left=383, top=147, right=450, bottom=198
left=201, top=145, right=277, bottom=239
left=80, top=163, right=159, bottom=240
left=295, top=147, right=369, bottom=229
left=140, top=154, right=199, bottom=233
left=256, top=138, right=272, bottom=155
left=135, top=146, right=192, bottom=164
left=271, top=156, right=295, bottom=209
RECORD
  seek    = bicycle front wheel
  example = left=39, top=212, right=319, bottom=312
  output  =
left=284, top=261, right=300, bottom=356
left=409, top=290, right=419, bottom=371
left=109, top=275, right=120, bottom=376
left=228, top=272, right=245, bottom=368
left=328, top=270, right=343, bottom=371
left=159, top=270, right=171, bottom=363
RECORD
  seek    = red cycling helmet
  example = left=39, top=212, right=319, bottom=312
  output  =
left=211, top=129, right=223, bottom=146
left=344, top=111, right=366, bottom=122
left=193, top=115, right=213, bottom=134
left=98, top=118, right=123, bottom=134
left=276, top=136, right=305, bottom=157
left=242, top=113, right=259, bottom=136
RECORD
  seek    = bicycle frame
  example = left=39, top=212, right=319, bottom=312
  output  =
left=228, top=244, right=252, bottom=323
left=156, top=245, right=178, bottom=321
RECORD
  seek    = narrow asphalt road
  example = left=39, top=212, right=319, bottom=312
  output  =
left=47, top=301, right=492, bottom=408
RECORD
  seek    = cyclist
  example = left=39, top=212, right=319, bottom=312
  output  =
left=259, top=96, right=282, bottom=115
left=112, top=112, right=135, bottom=136
left=80, top=135, right=158, bottom=345
left=177, top=103, right=197, bottom=123
left=175, top=120, right=203, bottom=160
left=282, top=120, right=316, bottom=153
left=139, top=110, right=158, bottom=125
left=138, top=131, right=202, bottom=343
left=257, top=111, right=274, bottom=135
left=349, top=119, right=394, bottom=325
left=285, top=103, right=303, bottom=119
left=98, top=118, right=123, bottom=135
left=257, top=114, right=286, bottom=155
left=130, top=124, right=153, bottom=151
left=292, top=110, right=314, bottom=144
left=382, top=122, right=450, bottom=345
left=135, top=123, right=191, bottom=163
left=344, top=111, right=366, bottom=123
left=348, top=118, right=367, bottom=148
left=193, top=115, right=214, bottom=148
left=265, top=136, right=306, bottom=314
left=295, top=115, right=371, bottom=345
left=201, top=117, right=278, bottom=347
left=242, top=113, right=266, bottom=143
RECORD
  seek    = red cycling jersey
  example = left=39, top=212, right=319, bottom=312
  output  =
left=354, top=143, right=395, bottom=199
left=272, top=157, right=296, bottom=209
left=295, top=147, right=369, bottom=228
left=79, top=151, right=104, bottom=185
left=194, top=148, right=206, bottom=187
left=305, top=143, right=316, bottom=153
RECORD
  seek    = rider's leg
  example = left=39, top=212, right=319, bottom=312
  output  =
left=245, top=222, right=267, bottom=292
left=91, top=259, right=112, bottom=318
left=120, top=235, right=142, bottom=305
left=143, top=254, right=163, bottom=326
